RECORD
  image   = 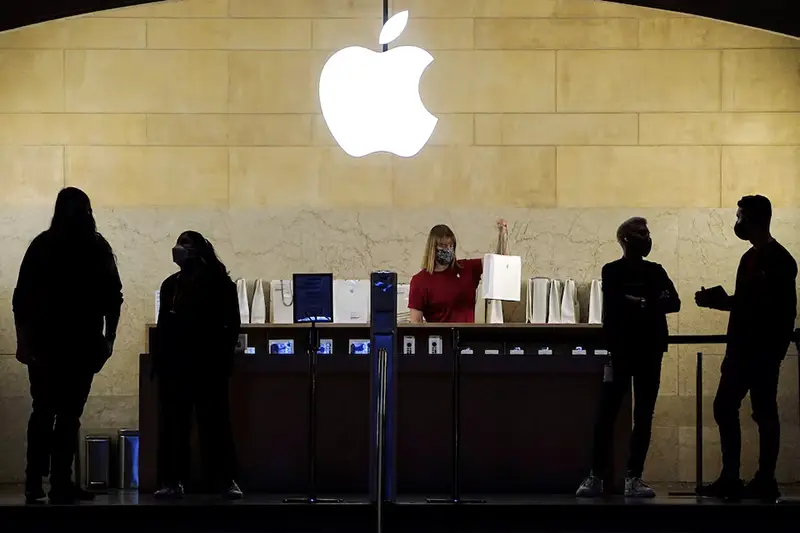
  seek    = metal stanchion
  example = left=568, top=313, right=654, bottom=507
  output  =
left=670, top=351, right=703, bottom=497
left=375, top=348, right=389, bottom=533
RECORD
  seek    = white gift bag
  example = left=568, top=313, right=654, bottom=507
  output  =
left=270, top=280, right=294, bottom=324
left=333, top=280, right=371, bottom=324
left=560, top=279, right=579, bottom=324
left=526, top=278, right=550, bottom=324
left=154, top=290, right=160, bottom=322
left=251, top=279, right=267, bottom=324
left=397, top=283, right=411, bottom=323
left=548, top=279, right=563, bottom=324
left=588, top=279, right=603, bottom=325
left=236, top=279, right=250, bottom=324
left=481, top=254, right=522, bottom=302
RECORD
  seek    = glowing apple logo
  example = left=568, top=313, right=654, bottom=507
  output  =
left=319, top=11, right=438, bottom=158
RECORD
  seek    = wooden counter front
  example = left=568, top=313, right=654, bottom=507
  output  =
left=139, top=324, right=630, bottom=496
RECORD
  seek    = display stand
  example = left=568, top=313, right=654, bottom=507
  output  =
left=284, top=319, right=342, bottom=504
left=669, top=351, right=703, bottom=498
left=427, top=329, right=485, bottom=504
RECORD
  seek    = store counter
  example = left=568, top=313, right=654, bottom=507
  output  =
left=138, top=324, right=629, bottom=496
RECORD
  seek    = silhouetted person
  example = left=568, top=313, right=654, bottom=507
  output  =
left=13, top=187, right=123, bottom=504
left=577, top=217, right=680, bottom=499
left=154, top=231, right=242, bottom=500
left=696, top=195, right=797, bottom=502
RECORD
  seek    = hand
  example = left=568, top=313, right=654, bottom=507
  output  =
left=695, top=286, right=727, bottom=310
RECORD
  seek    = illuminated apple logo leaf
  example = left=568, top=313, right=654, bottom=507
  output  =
left=379, top=11, right=409, bottom=45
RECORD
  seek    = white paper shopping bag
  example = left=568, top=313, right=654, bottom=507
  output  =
left=236, top=279, right=250, bottom=324
left=561, top=279, right=580, bottom=324
left=548, top=279, right=563, bottom=324
left=526, top=278, right=550, bottom=324
left=481, top=254, right=522, bottom=301
left=270, top=280, right=294, bottom=324
left=589, top=279, right=603, bottom=324
left=333, top=280, right=371, bottom=324
left=154, top=290, right=160, bottom=322
left=396, top=283, right=411, bottom=323
left=251, top=279, right=267, bottom=324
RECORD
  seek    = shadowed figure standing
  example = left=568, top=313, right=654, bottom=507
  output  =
left=154, top=231, right=242, bottom=500
left=576, top=217, right=680, bottom=499
left=695, top=195, right=797, bottom=502
left=13, top=187, right=123, bottom=504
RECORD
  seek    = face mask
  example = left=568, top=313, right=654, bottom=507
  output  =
left=733, top=221, right=750, bottom=241
left=435, top=248, right=454, bottom=266
left=625, top=236, right=652, bottom=258
left=172, top=245, right=190, bottom=267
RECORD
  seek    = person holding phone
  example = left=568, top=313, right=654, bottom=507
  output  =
left=408, top=219, right=507, bottom=323
left=695, top=195, right=797, bottom=502
left=576, top=217, right=680, bottom=499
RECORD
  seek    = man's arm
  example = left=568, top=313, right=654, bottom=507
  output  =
left=652, top=265, right=681, bottom=314
left=601, top=264, right=626, bottom=325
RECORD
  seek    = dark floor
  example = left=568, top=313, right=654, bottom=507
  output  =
left=2, top=484, right=799, bottom=533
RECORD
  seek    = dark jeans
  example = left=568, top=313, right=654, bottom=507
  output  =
left=156, top=366, right=236, bottom=490
left=714, top=351, right=783, bottom=481
left=26, top=365, right=94, bottom=487
left=591, top=351, right=663, bottom=479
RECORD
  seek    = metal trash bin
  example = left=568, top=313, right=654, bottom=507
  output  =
left=118, top=429, right=140, bottom=490
left=84, top=435, right=111, bottom=491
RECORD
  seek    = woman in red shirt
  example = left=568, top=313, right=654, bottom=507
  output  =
left=408, top=220, right=507, bottom=323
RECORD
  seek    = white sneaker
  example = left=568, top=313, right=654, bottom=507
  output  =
left=576, top=474, right=604, bottom=497
left=625, top=477, right=656, bottom=498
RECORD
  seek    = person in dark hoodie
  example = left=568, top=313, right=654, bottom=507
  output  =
left=576, top=217, right=680, bottom=499
left=696, top=195, right=797, bottom=502
left=154, top=231, right=242, bottom=500
left=13, top=187, right=123, bottom=504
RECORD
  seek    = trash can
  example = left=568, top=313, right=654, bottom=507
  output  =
left=84, top=435, right=111, bottom=491
left=118, top=429, right=140, bottom=490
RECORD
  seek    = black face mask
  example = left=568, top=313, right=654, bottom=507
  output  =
left=172, top=245, right=191, bottom=267
left=733, top=221, right=751, bottom=241
left=625, top=236, right=652, bottom=258
left=435, top=248, right=454, bottom=266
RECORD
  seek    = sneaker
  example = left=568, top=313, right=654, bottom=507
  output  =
left=24, top=479, right=46, bottom=504
left=222, top=480, right=243, bottom=500
left=743, top=475, right=781, bottom=502
left=154, top=483, right=185, bottom=500
left=696, top=478, right=743, bottom=502
left=576, top=474, right=604, bottom=498
left=48, top=484, right=96, bottom=504
left=625, top=477, right=656, bottom=498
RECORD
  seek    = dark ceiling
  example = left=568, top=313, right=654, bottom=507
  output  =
left=0, top=0, right=798, bottom=37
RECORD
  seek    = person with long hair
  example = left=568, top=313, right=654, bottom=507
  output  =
left=153, top=231, right=242, bottom=499
left=408, top=220, right=507, bottom=323
left=13, top=187, right=123, bottom=504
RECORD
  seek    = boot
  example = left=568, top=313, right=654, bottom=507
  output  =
left=25, top=477, right=46, bottom=504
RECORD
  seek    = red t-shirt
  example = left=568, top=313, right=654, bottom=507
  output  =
left=408, top=258, right=483, bottom=323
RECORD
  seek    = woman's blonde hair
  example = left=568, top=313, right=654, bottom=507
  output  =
left=421, top=224, right=457, bottom=273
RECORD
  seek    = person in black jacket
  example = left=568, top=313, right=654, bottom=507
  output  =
left=154, top=231, right=242, bottom=500
left=695, top=195, right=797, bottom=502
left=577, top=217, right=680, bottom=499
left=13, top=187, right=123, bottom=504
